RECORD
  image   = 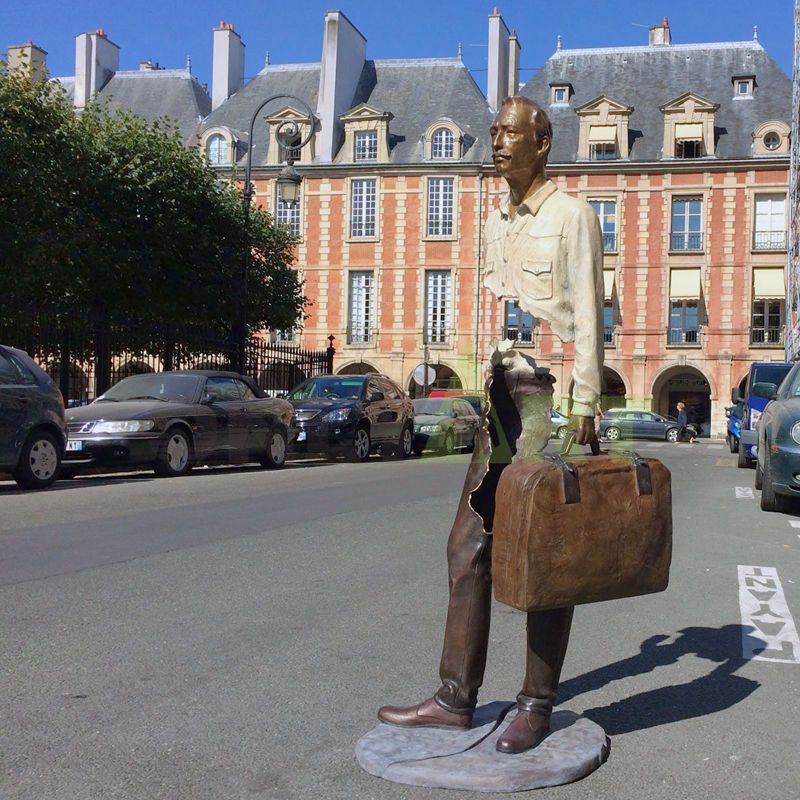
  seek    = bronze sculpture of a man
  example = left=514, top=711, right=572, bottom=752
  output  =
left=378, top=96, right=604, bottom=754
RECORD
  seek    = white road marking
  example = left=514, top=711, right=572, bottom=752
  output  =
left=736, top=486, right=755, bottom=499
left=789, top=520, right=800, bottom=528
left=708, top=445, right=725, bottom=450
left=738, top=566, right=800, bottom=663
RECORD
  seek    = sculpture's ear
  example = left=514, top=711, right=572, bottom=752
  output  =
left=536, top=134, right=551, bottom=159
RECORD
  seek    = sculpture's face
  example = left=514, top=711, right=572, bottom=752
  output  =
left=490, top=102, right=548, bottom=181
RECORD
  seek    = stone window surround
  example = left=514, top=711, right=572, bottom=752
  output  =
left=732, top=74, right=755, bottom=99
left=346, top=175, right=381, bottom=243
left=264, top=106, right=318, bottom=165
left=549, top=83, right=573, bottom=106
left=659, top=92, right=720, bottom=161
left=423, top=120, right=464, bottom=161
left=575, top=96, right=633, bottom=160
left=422, top=174, right=459, bottom=242
left=345, top=268, right=378, bottom=348
left=748, top=184, right=788, bottom=254
left=664, top=187, right=710, bottom=256
left=752, top=120, right=790, bottom=157
left=341, top=104, right=393, bottom=163
left=200, top=127, right=236, bottom=166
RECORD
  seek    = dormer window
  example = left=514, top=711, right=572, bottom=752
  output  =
left=575, top=96, right=633, bottom=160
left=354, top=130, right=378, bottom=161
left=659, top=93, right=719, bottom=161
left=281, top=129, right=302, bottom=162
left=265, top=107, right=317, bottom=165
left=431, top=127, right=455, bottom=160
left=764, top=131, right=781, bottom=151
left=674, top=124, right=704, bottom=159
left=550, top=84, right=572, bottom=105
left=206, top=134, right=228, bottom=165
left=733, top=75, right=755, bottom=98
left=752, top=121, right=790, bottom=156
left=588, top=126, right=618, bottom=160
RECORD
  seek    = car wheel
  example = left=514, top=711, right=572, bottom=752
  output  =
left=760, top=451, right=782, bottom=511
left=755, top=459, right=763, bottom=490
left=395, top=424, right=413, bottom=459
left=605, top=426, right=621, bottom=442
left=154, top=428, right=193, bottom=477
left=349, top=425, right=371, bottom=462
left=14, top=430, right=61, bottom=490
left=440, top=430, right=455, bottom=456
left=666, top=427, right=679, bottom=443
left=732, top=437, right=739, bottom=454
left=261, top=428, right=287, bottom=469
left=737, top=445, right=752, bottom=469
left=556, top=426, right=569, bottom=440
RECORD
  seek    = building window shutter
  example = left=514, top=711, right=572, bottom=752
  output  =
left=669, top=268, right=701, bottom=299
left=753, top=268, right=785, bottom=299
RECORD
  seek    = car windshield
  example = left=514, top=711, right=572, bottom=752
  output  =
left=781, top=365, right=800, bottom=398
left=413, top=399, right=451, bottom=415
left=98, top=373, right=202, bottom=403
left=753, top=364, right=792, bottom=392
left=288, top=377, right=365, bottom=400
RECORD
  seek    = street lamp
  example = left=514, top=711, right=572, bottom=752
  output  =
left=237, top=94, right=315, bottom=374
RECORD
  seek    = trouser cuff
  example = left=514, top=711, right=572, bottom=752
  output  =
left=434, top=687, right=475, bottom=715
left=515, top=693, right=554, bottom=715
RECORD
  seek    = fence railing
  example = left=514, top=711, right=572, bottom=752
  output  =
left=750, top=326, right=784, bottom=345
left=0, top=310, right=333, bottom=403
left=602, top=232, right=617, bottom=252
left=752, top=230, right=787, bottom=251
left=670, top=232, right=703, bottom=251
left=667, top=326, right=700, bottom=345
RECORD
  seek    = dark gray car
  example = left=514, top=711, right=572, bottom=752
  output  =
left=0, top=345, right=67, bottom=489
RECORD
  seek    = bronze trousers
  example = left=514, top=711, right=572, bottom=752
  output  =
left=433, top=363, right=574, bottom=714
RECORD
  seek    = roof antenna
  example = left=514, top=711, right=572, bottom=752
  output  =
left=186, top=54, right=192, bottom=73
left=556, top=34, right=562, bottom=51
left=753, top=25, right=759, bottom=41
left=264, top=50, right=270, bottom=67
left=457, top=42, right=463, bottom=60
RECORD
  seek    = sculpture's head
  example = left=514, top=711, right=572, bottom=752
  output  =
left=490, top=96, right=552, bottom=182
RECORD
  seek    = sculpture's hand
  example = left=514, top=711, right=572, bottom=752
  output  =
left=570, top=415, right=597, bottom=447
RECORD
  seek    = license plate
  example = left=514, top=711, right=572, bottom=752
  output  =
left=66, top=440, right=83, bottom=452
left=297, top=431, right=307, bottom=442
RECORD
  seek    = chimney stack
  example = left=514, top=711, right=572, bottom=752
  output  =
left=508, top=31, right=521, bottom=96
left=316, top=10, right=366, bottom=163
left=648, top=16, right=671, bottom=47
left=138, top=59, right=161, bottom=71
left=487, top=8, right=511, bottom=112
left=7, top=42, right=47, bottom=82
left=212, top=21, right=245, bottom=110
left=74, top=29, right=120, bottom=109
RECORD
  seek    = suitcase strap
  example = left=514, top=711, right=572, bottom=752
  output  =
left=544, top=451, right=653, bottom=504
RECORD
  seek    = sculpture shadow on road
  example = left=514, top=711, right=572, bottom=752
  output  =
left=558, top=625, right=762, bottom=736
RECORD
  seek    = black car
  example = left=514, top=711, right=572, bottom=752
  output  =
left=63, top=370, right=294, bottom=478
left=288, top=373, right=414, bottom=461
left=412, top=397, right=479, bottom=455
left=0, top=345, right=67, bottom=490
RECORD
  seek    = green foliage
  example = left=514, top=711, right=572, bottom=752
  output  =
left=0, top=63, right=305, bottom=342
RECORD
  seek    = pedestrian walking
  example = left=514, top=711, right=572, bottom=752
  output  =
left=676, top=402, right=695, bottom=444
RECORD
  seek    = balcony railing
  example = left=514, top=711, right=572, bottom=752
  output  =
left=750, top=326, right=784, bottom=345
left=753, top=230, right=787, bottom=251
left=602, top=232, right=617, bottom=252
left=603, top=327, right=615, bottom=346
left=504, top=326, right=534, bottom=344
left=670, top=232, right=703, bottom=251
left=667, top=327, right=700, bottom=345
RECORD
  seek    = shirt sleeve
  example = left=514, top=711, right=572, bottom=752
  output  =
left=565, top=202, right=604, bottom=417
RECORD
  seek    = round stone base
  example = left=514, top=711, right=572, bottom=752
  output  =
left=356, top=701, right=609, bottom=793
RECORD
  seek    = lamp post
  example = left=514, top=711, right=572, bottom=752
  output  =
left=238, top=94, right=315, bottom=374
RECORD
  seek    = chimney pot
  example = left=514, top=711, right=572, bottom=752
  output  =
left=212, top=21, right=245, bottom=110
left=648, top=16, right=671, bottom=47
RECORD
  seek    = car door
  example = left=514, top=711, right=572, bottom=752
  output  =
left=364, top=377, right=391, bottom=442
left=377, top=378, right=403, bottom=441
left=235, top=377, right=271, bottom=455
left=453, top=400, right=475, bottom=447
left=203, top=376, right=248, bottom=455
left=637, top=412, right=661, bottom=439
left=0, top=351, right=32, bottom=467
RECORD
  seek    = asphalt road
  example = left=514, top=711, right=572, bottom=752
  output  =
left=2, top=442, right=799, bottom=800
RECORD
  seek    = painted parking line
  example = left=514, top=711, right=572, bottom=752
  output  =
left=736, top=486, right=755, bottom=499
left=738, top=566, right=800, bottom=663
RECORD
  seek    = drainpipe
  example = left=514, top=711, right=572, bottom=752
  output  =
left=473, top=172, right=484, bottom=392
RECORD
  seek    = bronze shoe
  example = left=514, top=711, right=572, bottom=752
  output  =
left=377, top=697, right=472, bottom=729
left=495, top=708, right=551, bottom=754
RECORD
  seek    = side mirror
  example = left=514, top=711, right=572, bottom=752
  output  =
left=724, top=408, right=731, bottom=419
left=451, top=410, right=459, bottom=418
left=368, top=391, right=384, bottom=402
left=751, top=382, right=778, bottom=401
left=731, top=388, right=744, bottom=404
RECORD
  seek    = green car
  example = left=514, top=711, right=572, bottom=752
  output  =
left=754, top=362, right=800, bottom=512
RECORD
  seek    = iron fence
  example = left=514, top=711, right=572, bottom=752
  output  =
left=0, top=309, right=333, bottom=403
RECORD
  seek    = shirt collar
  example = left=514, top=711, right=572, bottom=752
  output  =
left=499, top=179, right=558, bottom=220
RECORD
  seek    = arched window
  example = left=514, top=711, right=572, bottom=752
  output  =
left=431, top=127, right=455, bottom=159
left=206, top=134, right=228, bottom=165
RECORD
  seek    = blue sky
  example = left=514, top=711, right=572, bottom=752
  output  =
left=2, top=1, right=793, bottom=89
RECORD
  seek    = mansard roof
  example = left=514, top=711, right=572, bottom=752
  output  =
left=520, top=40, right=791, bottom=162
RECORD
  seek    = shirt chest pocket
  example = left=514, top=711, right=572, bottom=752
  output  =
left=519, top=259, right=553, bottom=301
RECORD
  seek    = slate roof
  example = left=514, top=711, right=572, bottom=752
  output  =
left=201, top=57, right=495, bottom=166
left=520, top=41, right=792, bottom=162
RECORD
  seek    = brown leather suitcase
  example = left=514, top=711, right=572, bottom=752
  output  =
left=491, top=446, right=672, bottom=612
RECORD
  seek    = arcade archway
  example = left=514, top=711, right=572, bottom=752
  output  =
left=407, top=363, right=463, bottom=399
left=652, top=365, right=712, bottom=436
left=337, top=361, right=378, bottom=376
left=601, top=366, right=627, bottom=411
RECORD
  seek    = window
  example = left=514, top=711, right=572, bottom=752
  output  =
left=206, top=134, right=227, bottom=165
left=670, top=198, right=703, bottom=251
left=737, top=80, right=751, bottom=96
left=348, top=271, right=374, bottom=344
left=734, top=76, right=754, bottom=97
left=431, top=128, right=455, bottom=160
left=674, top=122, right=705, bottom=159
left=0, top=353, right=20, bottom=385
left=350, top=179, right=377, bottom=238
left=590, top=142, right=617, bottom=160
left=425, top=270, right=452, bottom=344
left=280, top=131, right=302, bottom=162
left=668, top=301, right=699, bottom=345
left=589, top=200, right=617, bottom=252
left=205, top=376, right=242, bottom=402
left=235, top=380, right=257, bottom=401
left=751, top=299, right=784, bottom=345
left=754, top=195, right=786, bottom=250
left=603, top=301, right=614, bottom=345
left=764, top=131, right=781, bottom=151
left=354, top=130, right=378, bottom=161
left=427, top=177, right=455, bottom=237
left=504, top=300, right=535, bottom=343
left=551, top=85, right=570, bottom=104
left=275, top=190, right=301, bottom=237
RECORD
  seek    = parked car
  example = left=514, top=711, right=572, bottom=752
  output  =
left=599, top=408, right=697, bottom=442
left=750, top=364, right=800, bottom=512
left=0, top=345, right=67, bottom=489
left=735, top=361, right=793, bottom=469
left=412, top=397, right=480, bottom=455
left=725, top=402, right=744, bottom=454
left=550, top=409, right=570, bottom=440
left=63, top=370, right=294, bottom=478
left=288, top=373, right=413, bottom=461
left=427, top=389, right=486, bottom=416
